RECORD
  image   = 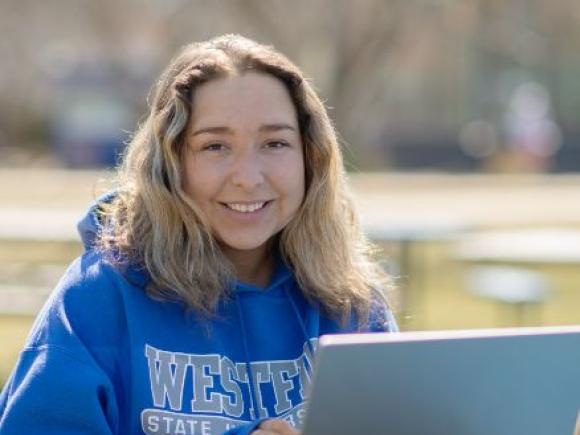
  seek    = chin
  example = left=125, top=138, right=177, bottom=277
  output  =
left=219, top=237, right=272, bottom=253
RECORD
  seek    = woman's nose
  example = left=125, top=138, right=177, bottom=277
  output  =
left=230, top=149, right=265, bottom=191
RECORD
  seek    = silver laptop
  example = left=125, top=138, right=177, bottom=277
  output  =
left=301, top=326, right=580, bottom=435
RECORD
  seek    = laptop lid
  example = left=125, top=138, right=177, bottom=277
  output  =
left=301, top=326, right=580, bottom=435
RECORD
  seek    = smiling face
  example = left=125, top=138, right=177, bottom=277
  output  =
left=182, top=72, right=305, bottom=263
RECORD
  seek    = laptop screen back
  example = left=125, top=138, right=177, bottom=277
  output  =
left=301, top=326, right=580, bottom=435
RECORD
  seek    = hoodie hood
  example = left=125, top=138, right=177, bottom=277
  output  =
left=76, top=191, right=117, bottom=251
left=74, top=192, right=396, bottom=331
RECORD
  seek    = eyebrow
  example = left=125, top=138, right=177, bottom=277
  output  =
left=191, top=123, right=296, bottom=137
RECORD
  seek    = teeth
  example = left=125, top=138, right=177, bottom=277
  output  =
left=226, top=202, right=266, bottom=213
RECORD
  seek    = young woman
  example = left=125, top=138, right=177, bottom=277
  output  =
left=0, top=35, right=397, bottom=435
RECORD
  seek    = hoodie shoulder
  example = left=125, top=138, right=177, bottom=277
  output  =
left=363, top=292, right=399, bottom=333
left=25, top=251, right=130, bottom=358
left=0, top=251, right=125, bottom=434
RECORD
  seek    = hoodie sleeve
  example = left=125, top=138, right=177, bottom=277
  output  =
left=0, top=346, right=118, bottom=434
left=0, top=254, right=125, bottom=434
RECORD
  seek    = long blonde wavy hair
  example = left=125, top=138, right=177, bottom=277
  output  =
left=98, top=34, right=394, bottom=322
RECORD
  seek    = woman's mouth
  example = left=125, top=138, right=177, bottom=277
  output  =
left=221, top=200, right=272, bottom=213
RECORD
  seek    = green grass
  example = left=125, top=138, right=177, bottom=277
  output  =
left=392, top=240, right=580, bottom=331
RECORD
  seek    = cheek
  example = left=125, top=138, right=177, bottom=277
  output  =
left=282, top=155, right=305, bottom=205
left=182, top=158, right=216, bottom=203
left=182, top=161, right=199, bottom=199
left=296, top=155, right=306, bottom=198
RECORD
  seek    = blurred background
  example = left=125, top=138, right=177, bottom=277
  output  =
left=1, top=0, right=580, bottom=386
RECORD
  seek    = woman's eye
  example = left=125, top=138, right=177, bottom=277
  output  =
left=203, top=143, right=224, bottom=151
left=266, top=140, right=289, bottom=149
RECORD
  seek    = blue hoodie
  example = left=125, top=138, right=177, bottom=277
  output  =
left=0, top=198, right=398, bottom=435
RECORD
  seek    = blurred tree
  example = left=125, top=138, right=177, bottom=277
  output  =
left=1, top=0, right=579, bottom=171
left=222, top=0, right=406, bottom=169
